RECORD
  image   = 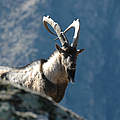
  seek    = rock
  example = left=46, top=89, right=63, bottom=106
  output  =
left=0, top=80, right=84, bottom=120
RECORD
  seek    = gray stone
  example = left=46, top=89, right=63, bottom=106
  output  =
left=0, top=79, right=84, bottom=120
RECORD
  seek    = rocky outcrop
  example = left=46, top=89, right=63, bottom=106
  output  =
left=0, top=80, right=84, bottom=120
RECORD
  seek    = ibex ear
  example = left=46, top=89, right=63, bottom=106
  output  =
left=76, top=49, right=85, bottom=56
left=55, top=44, right=65, bottom=53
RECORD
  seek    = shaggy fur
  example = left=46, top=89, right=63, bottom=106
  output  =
left=0, top=51, right=69, bottom=102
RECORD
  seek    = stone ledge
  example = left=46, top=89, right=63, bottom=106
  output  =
left=0, top=80, right=84, bottom=120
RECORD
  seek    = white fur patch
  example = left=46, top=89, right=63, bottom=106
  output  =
left=43, top=51, right=68, bottom=84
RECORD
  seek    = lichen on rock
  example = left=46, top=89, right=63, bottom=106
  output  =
left=0, top=79, right=84, bottom=120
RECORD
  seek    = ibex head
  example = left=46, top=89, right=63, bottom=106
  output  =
left=43, top=16, right=85, bottom=82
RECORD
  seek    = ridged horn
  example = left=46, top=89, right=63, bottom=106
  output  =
left=43, top=16, right=68, bottom=46
left=64, top=19, right=80, bottom=47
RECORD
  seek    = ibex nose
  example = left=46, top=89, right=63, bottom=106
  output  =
left=67, top=68, right=76, bottom=82
left=71, top=63, right=76, bottom=68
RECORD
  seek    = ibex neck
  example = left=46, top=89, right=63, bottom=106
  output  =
left=42, top=51, right=68, bottom=84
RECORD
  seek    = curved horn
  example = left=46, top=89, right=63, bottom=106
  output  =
left=43, top=16, right=68, bottom=46
left=64, top=19, right=80, bottom=47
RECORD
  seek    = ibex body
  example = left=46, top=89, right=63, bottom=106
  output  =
left=0, top=16, right=84, bottom=102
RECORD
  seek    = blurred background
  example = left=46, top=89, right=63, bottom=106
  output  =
left=0, top=0, right=120, bottom=120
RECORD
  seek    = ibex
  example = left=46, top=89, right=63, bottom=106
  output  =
left=0, top=16, right=84, bottom=103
